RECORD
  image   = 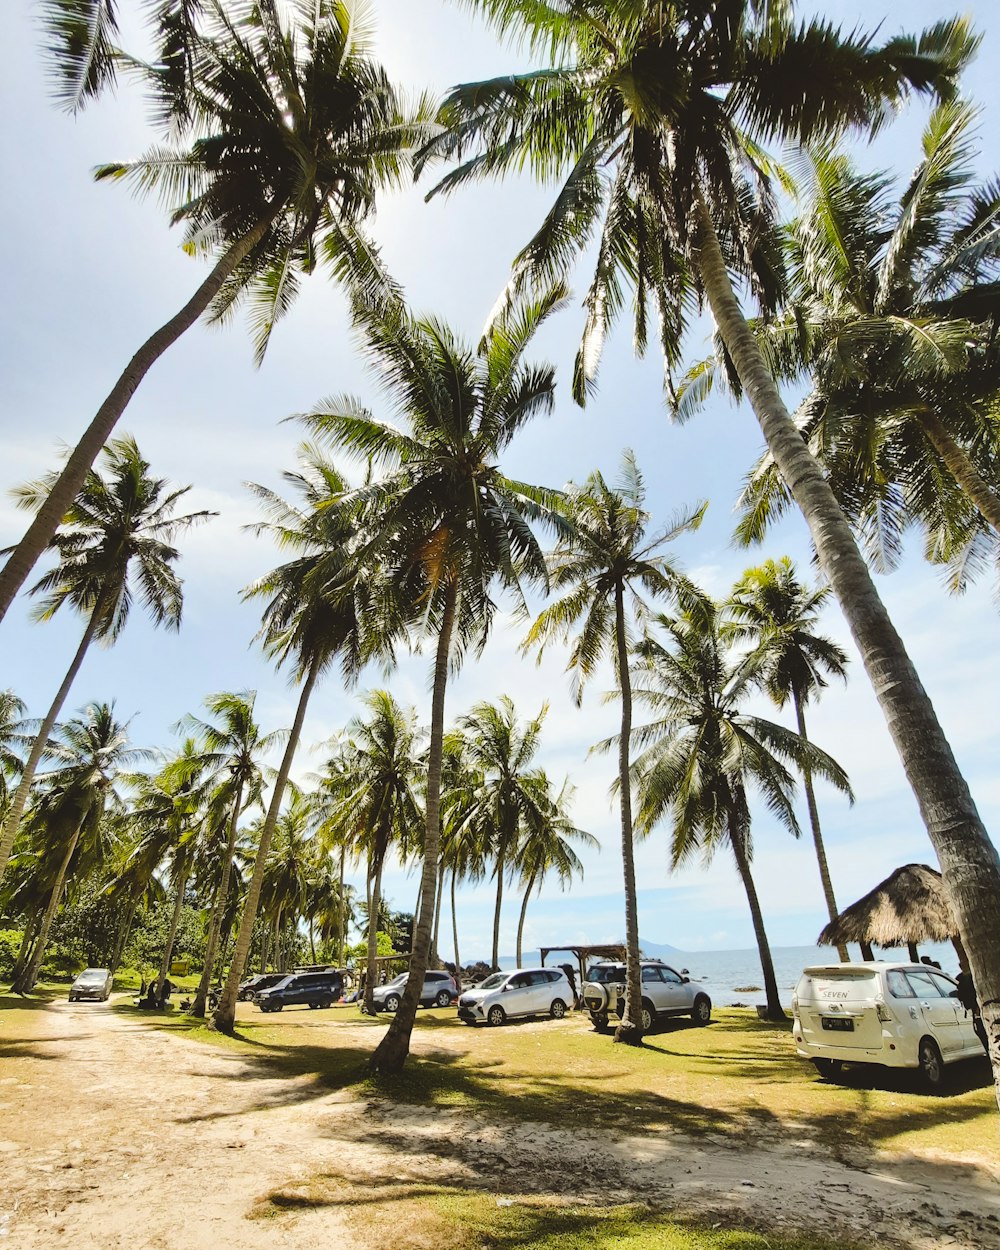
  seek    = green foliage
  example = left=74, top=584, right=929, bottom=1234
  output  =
left=48, top=878, right=132, bottom=967
left=0, top=929, right=22, bottom=978
left=123, top=899, right=207, bottom=973
left=346, top=931, right=395, bottom=963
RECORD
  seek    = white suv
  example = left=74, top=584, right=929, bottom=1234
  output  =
left=582, top=960, right=712, bottom=1032
left=457, top=967, right=572, bottom=1027
left=793, top=962, right=984, bottom=1088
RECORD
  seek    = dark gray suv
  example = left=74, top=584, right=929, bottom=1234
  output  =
left=256, top=969, right=343, bottom=1012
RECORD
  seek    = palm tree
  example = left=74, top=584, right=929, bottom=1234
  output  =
left=211, top=449, right=398, bottom=1033
left=421, top=1, right=1000, bottom=1089
left=301, top=281, right=567, bottom=1071
left=13, top=703, right=142, bottom=993
left=0, top=692, right=30, bottom=814
left=726, top=558, right=850, bottom=960
left=524, top=452, right=703, bottom=1044
left=439, top=733, right=489, bottom=976
left=457, top=696, right=550, bottom=971
left=0, top=0, right=435, bottom=621
left=630, top=604, right=852, bottom=1020
left=0, top=436, right=212, bottom=885
left=327, top=691, right=421, bottom=1012
left=513, top=777, right=596, bottom=968
left=183, top=691, right=274, bottom=1017
left=258, top=791, right=316, bottom=972
left=730, top=102, right=1000, bottom=589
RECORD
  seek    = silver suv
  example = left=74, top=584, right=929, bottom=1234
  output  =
left=582, top=960, right=711, bottom=1032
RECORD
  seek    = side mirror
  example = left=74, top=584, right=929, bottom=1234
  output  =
left=948, top=990, right=960, bottom=998
left=681, top=976, right=690, bottom=984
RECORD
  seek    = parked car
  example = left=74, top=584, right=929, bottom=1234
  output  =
left=793, top=961, right=985, bottom=1088
left=458, top=967, right=572, bottom=1026
left=581, top=960, right=712, bottom=1032
left=69, top=968, right=113, bottom=1002
left=256, top=969, right=344, bottom=1012
left=371, top=970, right=458, bottom=1012
left=237, top=973, right=286, bottom=1001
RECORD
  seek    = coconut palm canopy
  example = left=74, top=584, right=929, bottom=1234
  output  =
left=817, top=863, right=958, bottom=948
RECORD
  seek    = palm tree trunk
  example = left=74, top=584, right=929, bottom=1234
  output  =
left=213, top=659, right=319, bottom=1033
left=0, top=596, right=107, bottom=884
left=727, top=805, right=784, bottom=1021
left=155, top=854, right=190, bottom=1001
left=694, top=197, right=1000, bottom=1096
left=337, top=845, right=347, bottom=965
left=431, top=856, right=445, bottom=966
left=915, top=410, right=1000, bottom=536
left=370, top=580, right=457, bottom=1073
left=490, top=846, right=506, bottom=971
left=309, top=921, right=317, bottom=965
left=363, top=854, right=385, bottom=1014
left=190, top=778, right=244, bottom=1018
left=793, top=695, right=849, bottom=962
left=110, top=881, right=143, bottom=972
left=516, top=869, right=537, bottom=968
left=9, top=912, right=41, bottom=985
left=13, top=826, right=82, bottom=993
left=450, top=864, right=461, bottom=976
left=0, top=213, right=277, bottom=627
left=613, top=582, right=643, bottom=1046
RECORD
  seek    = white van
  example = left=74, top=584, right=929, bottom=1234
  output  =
left=792, top=962, right=984, bottom=1088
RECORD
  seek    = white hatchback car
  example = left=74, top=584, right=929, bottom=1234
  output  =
left=458, top=967, right=572, bottom=1027
left=793, top=961, right=984, bottom=1088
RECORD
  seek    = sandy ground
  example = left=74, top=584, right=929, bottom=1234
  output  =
left=1, top=997, right=998, bottom=1249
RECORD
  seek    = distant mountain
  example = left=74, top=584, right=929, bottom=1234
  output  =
left=639, top=939, right=686, bottom=958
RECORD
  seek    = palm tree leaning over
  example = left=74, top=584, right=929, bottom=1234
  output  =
left=523, top=451, right=704, bottom=1045
left=301, top=281, right=568, bottom=1071
left=0, top=0, right=436, bottom=622
left=212, top=449, right=398, bottom=1033
left=726, top=558, right=850, bottom=961
left=421, top=2, right=1000, bottom=1091
left=630, top=604, right=853, bottom=1021
left=183, top=691, right=273, bottom=1018
left=730, top=102, right=1000, bottom=589
left=0, top=437, right=212, bottom=886
left=513, top=777, right=596, bottom=969
left=457, top=696, right=550, bottom=971
left=13, top=703, right=143, bottom=993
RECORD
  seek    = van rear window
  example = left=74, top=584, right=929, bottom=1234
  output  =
left=805, top=971, right=877, bottom=1001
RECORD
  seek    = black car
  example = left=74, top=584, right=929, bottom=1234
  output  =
left=237, top=973, right=286, bottom=1001
left=256, top=970, right=344, bottom=1012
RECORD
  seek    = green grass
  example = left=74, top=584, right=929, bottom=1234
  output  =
left=98, top=997, right=997, bottom=1166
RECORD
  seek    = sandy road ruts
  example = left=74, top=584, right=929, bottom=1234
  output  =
left=0, top=998, right=997, bottom=1250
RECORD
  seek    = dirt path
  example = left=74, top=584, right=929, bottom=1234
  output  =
left=1, top=998, right=998, bottom=1249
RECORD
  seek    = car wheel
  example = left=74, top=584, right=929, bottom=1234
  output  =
left=487, top=1004, right=506, bottom=1027
left=590, top=1012, right=609, bottom=1033
left=691, top=996, right=711, bottom=1026
left=309, top=1001, right=320, bottom=1009
left=812, top=1057, right=843, bottom=1080
left=435, top=990, right=452, bottom=1008
left=550, top=998, right=567, bottom=1020
left=918, top=1038, right=944, bottom=1090
left=273, top=1003, right=284, bottom=1012
left=640, top=1001, right=655, bottom=1033
left=385, top=994, right=401, bottom=1013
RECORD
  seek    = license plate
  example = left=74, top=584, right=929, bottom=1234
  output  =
left=822, top=1016, right=854, bottom=1032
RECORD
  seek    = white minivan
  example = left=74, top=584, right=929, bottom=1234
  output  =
left=793, top=961, right=984, bottom=1088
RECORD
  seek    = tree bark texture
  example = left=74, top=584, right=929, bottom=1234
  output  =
left=694, top=197, right=1000, bottom=1103
left=364, top=855, right=385, bottom=1014
left=337, top=845, right=347, bottom=966
left=490, top=846, right=507, bottom=972
left=213, top=661, right=319, bottom=1033
left=0, top=597, right=105, bottom=885
left=516, top=869, right=537, bottom=969
left=450, top=865, right=461, bottom=975
left=431, top=857, right=444, bottom=967
left=14, top=827, right=81, bottom=993
left=369, top=582, right=457, bottom=1073
left=0, top=214, right=276, bottom=628
left=728, top=807, right=785, bottom=1020
left=613, top=582, right=644, bottom=1046
left=794, top=697, right=849, bottom=962
left=190, top=778, right=244, bottom=1018
left=156, top=853, right=190, bottom=1000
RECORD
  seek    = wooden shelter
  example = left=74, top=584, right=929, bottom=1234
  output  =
left=817, top=863, right=965, bottom=966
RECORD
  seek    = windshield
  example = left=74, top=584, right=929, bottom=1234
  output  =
left=588, top=965, right=623, bottom=984
left=77, top=970, right=108, bottom=983
left=269, top=976, right=294, bottom=991
left=384, top=973, right=407, bottom=987
left=478, top=973, right=507, bottom=990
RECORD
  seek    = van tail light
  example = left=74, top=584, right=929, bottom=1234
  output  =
left=791, top=993, right=798, bottom=1012
left=876, top=1002, right=892, bottom=1023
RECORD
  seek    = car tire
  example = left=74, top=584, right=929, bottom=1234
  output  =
left=435, top=990, right=452, bottom=1008
left=273, top=1003, right=284, bottom=1012
left=385, top=994, right=401, bottom=1013
left=691, top=996, right=711, bottom=1026
left=640, top=1001, right=655, bottom=1033
left=812, top=1057, right=843, bottom=1080
left=309, top=1001, right=321, bottom=1009
left=918, top=1038, right=944, bottom=1090
left=550, top=998, right=567, bottom=1020
left=487, top=1004, right=506, bottom=1027
left=590, top=1012, right=609, bottom=1032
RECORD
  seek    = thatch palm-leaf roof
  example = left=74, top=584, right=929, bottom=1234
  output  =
left=818, top=863, right=957, bottom=948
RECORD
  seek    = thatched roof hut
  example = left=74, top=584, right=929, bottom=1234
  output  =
left=818, top=863, right=963, bottom=963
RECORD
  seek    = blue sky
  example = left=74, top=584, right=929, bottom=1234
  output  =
left=3, top=0, right=999, bottom=961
